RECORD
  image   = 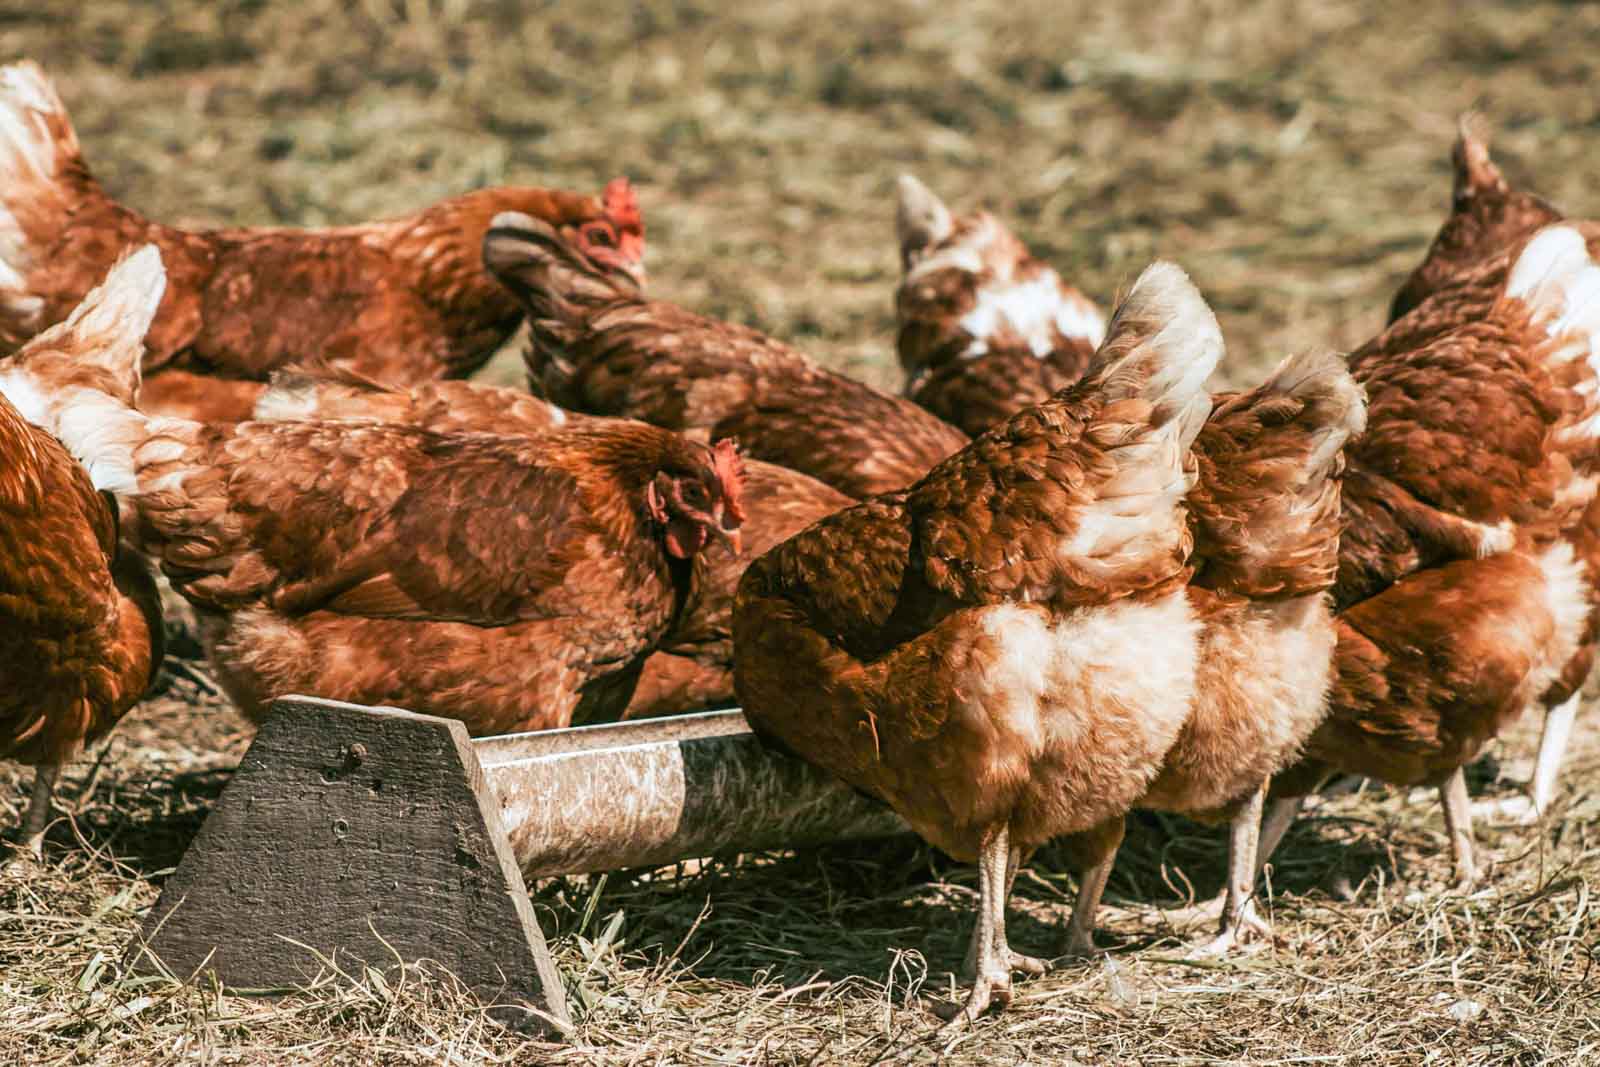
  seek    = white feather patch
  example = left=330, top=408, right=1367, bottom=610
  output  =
left=0, top=62, right=75, bottom=328
left=976, top=592, right=1201, bottom=759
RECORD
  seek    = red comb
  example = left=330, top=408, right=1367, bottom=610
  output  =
left=710, top=438, right=747, bottom=526
left=602, top=177, right=642, bottom=231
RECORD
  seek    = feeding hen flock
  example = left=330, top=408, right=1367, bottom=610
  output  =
left=1, top=49, right=1596, bottom=1039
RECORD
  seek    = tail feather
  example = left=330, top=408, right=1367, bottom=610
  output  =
left=1088, top=261, right=1224, bottom=449
left=1260, top=348, right=1368, bottom=476
left=0, top=247, right=167, bottom=493
left=56, top=244, right=166, bottom=385
left=1051, top=263, right=1223, bottom=581
left=895, top=173, right=955, bottom=264
left=7, top=244, right=165, bottom=394
left=1452, top=113, right=1508, bottom=203
left=1189, top=349, right=1367, bottom=598
left=1504, top=224, right=1600, bottom=453
left=0, top=60, right=81, bottom=331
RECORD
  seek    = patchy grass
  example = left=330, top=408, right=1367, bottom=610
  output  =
left=4, top=0, right=1600, bottom=1063
left=4, top=697, right=1598, bottom=1064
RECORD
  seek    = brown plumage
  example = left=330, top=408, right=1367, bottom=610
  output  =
left=0, top=61, right=644, bottom=423
left=251, top=366, right=597, bottom=435
left=734, top=263, right=1223, bottom=1024
left=625, top=460, right=852, bottom=718
left=894, top=175, right=1105, bottom=436
left=20, top=250, right=746, bottom=738
left=1388, top=117, right=1563, bottom=324
left=1266, top=226, right=1600, bottom=883
left=0, top=251, right=164, bottom=856
left=1057, top=348, right=1365, bottom=956
left=250, top=369, right=852, bottom=719
left=1380, top=125, right=1600, bottom=820
left=485, top=211, right=969, bottom=499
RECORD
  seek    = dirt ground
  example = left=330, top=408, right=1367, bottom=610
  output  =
left=3, top=1, right=1600, bottom=1063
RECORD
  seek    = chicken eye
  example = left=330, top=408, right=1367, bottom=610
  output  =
left=682, top=481, right=708, bottom=507
left=583, top=224, right=616, bottom=248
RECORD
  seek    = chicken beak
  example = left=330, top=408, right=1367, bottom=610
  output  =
left=709, top=500, right=742, bottom=555
left=712, top=522, right=742, bottom=556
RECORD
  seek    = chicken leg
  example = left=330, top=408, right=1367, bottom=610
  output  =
left=961, top=842, right=1049, bottom=979
left=1194, top=784, right=1273, bottom=955
left=15, top=763, right=59, bottom=862
left=1525, top=694, right=1581, bottom=820
left=1473, top=693, right=1581, bottom=825
left=1059, top=819, right=1126, bottom=958
left=937, top=823, right=1028, bottom=1030
left=1255, top=794, right=1304, bottom=874
left=1440, top=766, right=1479, bottom=887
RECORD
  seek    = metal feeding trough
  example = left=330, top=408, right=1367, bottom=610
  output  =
left=128, top=695, right=908, bottom=1032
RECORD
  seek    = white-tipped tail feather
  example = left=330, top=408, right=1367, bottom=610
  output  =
left=20, top=244, right=165, bottom=392
left=1506, top=225, right=1600, bottom=448
left=59, top=244, right=165, bottom=379
left=1093, top=261, right=1224, bottom=448
left=0, top=60, right=77, bottom=328
left=1056, top=262, right=1224, bottom=578
left=1260, top=348, right=1368, bottom=475
left=0, top=62, right=73, bottom=180
left=0, top=246, right=166, bottom=493
left=895, top=173, right=955, bottom=258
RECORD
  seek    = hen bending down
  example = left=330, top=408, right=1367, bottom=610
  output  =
left=14, top=248, right=747, bottom=737
left=0, top=61, right=644, bottom=422
left=1264, top=225, right=1600, bottom=884
left=1058, top=345, right=1366, bottom=957
left=1383, top=122, right=1600, bottom=822
left=0, top=251, right=164, bottom=857
left=894, top=175, right=1106, bottom=436
left=734, top=262, right=1223, bottom=1024
left=485, top=211, right=970, bottom=499
left=250, top=369, right=853, bottom=719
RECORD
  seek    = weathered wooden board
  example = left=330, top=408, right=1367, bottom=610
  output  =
left=130, top=699, right=910, bottom=1034
left=131, top=696, right=568, bottom=1031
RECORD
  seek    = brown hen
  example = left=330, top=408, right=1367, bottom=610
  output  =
left=18, top=251, right=746, bottom=737
left=1382, top=126, right=1599, bottom=822
left=1058, top=347, right=1366, bottom=956
left=0, top=61, right=644, bottom=423
left=0, top=250, right=164, bottom=857
left=894, top=175, right=1105, bottom=436
left=1265, top=226, right=1600, bottom=884
left=250, top=369, right=852, bottom=718
left=484, top=211, right=969, bottom=499
left=734, top=262, right=1223, bottom=1025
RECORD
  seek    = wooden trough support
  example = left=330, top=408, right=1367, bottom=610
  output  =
left=129, top=695, right=907, bottom=1032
